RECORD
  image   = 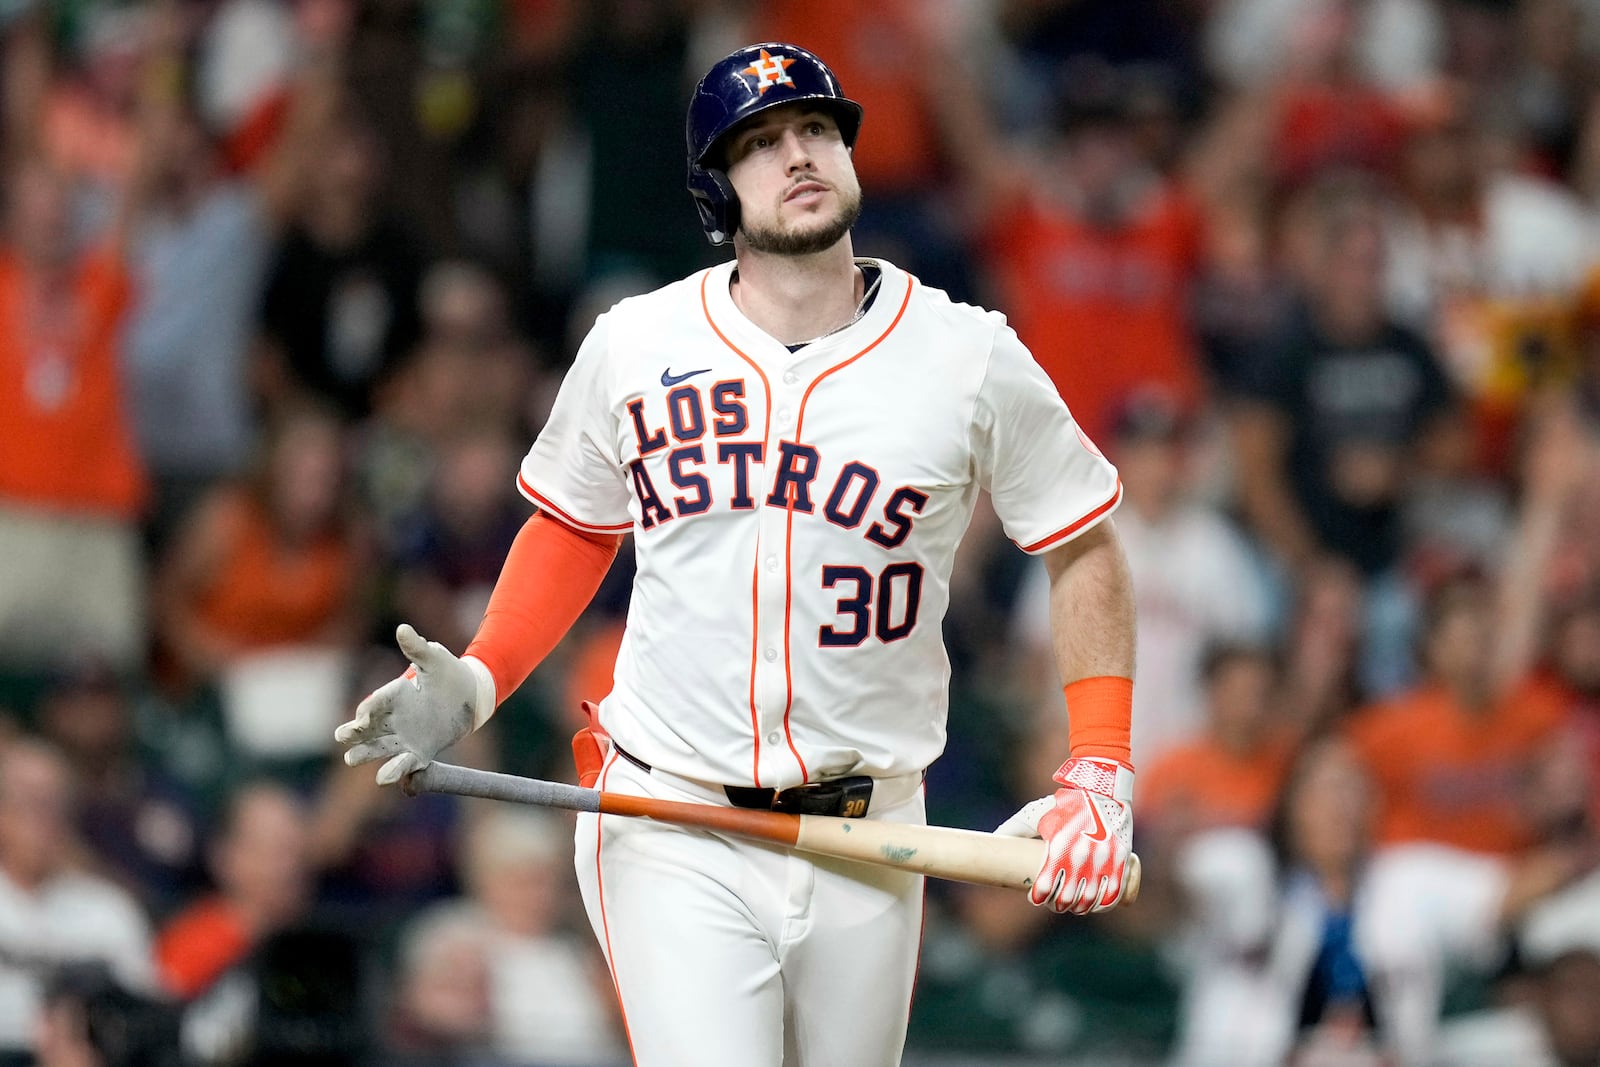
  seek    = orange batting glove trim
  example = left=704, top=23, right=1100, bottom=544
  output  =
left=464, top=512, right=623, bottom=704
left=1063, top=675, right=1134, bottom=771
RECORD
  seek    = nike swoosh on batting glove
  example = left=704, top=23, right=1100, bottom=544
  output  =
left=995, top=756, right=1134, bottom=915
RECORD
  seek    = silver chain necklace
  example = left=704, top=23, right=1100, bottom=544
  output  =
left=794, top=264, right=882, bottom=347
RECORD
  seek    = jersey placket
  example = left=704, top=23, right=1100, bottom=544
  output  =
left=751, top=357, right=809, bottom=787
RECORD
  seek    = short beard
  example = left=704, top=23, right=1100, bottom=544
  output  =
left=740, top=187, right=863, bottom=256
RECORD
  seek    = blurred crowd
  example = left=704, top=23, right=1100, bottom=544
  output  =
left=2, top=0, right=1600, bottom=1064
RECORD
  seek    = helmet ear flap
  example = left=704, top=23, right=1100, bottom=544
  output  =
left=688, top=164, right=739, bottom=246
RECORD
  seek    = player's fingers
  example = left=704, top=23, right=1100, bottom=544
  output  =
left=1058, top=874, right=1092, bottom=915
left=335, top=679, right=402, bottom=743
left=1091, top=872, right=1122, bottom=912
left=1028, top=866, right=1064, bottom=909
left=343, top=735, right=406, bottom=767
left=376, top=750, right=423, bottom=787
left=395, top=623, right=437, bottom=671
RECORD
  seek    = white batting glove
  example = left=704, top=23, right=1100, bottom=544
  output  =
left=995, top=756, right=1134, bottom=915
left=334, top=624, right=496, bottom=786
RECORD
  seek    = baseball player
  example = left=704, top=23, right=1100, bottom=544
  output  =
left=337, top=43, right=1137, bottom=1065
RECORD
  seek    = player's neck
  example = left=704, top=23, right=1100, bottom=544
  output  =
left=729, top=239, right=863, bottom=347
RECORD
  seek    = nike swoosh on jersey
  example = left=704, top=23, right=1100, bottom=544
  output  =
left=1081, top=799, right=1110, bottom=842
left=661, top=367, right=712, bottom=387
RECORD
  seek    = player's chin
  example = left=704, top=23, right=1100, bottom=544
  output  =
left=742, top=212, right=852, bottom=256
left=775, top=202, right=836, bottom=236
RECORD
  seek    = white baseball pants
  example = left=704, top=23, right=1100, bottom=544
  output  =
left=574, top=752, right=925, bottom=1066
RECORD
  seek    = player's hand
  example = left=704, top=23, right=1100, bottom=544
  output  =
left=334, top=624, right=493, bottom=786
left=995, top=756, right=1134, bottom=915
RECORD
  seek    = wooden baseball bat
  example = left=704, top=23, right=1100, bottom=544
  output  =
left=405, top=761, right=1141, bottom=903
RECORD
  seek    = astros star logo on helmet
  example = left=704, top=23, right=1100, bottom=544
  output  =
left=741, top=49, right=796, bottom=95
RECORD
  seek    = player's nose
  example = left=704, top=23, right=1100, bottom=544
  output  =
left=780, top=129, right=814, bottom=173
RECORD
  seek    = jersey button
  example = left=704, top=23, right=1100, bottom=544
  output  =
left=782, top=371, right=798, bottom=385
left=764, top=555, right=777, bottom=571
left=777, top=407, right=792, bottom=421
left=764, top=648, right=778, bottom=662
left=766, top=731, right=781, bottom=745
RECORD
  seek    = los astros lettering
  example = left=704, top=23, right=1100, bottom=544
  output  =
left=624, top=378, right=928, bottom=545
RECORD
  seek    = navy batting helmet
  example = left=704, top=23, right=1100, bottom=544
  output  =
left=685, top=43, right=863, bottom=245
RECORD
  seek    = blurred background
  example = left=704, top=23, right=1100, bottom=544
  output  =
left=1, top=0, right=1600, bottom=1064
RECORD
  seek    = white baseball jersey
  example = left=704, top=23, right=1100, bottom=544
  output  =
left=520, top=258, right=1121, bottom=790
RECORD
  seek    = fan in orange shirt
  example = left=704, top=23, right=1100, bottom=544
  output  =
left=1143, top=643, right=1294, bottom=840
left=978, top=70, right=1205, bottom=444
left=1345, top=573, right=1569, bottom=856
left=154, top=404, right=361, bottom=685
left=0, top=161, right=145, bottom=520
left=0, top=149, right=154, bottom=671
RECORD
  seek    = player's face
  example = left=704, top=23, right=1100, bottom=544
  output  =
left=724, top=106, right=862, bottom=256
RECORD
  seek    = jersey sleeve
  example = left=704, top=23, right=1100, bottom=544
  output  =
left=517, top=315, right=634, bottom=534
left=972, top=323, right=1122, bottom=553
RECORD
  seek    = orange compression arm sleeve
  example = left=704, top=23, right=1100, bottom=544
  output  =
left=1064, top=676, right=1134, bottom=771
left=463, top=513, right=623, bottom=705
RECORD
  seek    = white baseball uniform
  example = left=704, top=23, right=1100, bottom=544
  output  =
left=519, top=257, right=1121, bottom=1065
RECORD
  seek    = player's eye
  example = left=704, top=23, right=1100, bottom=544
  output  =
left=806, top=122, right=825, bottom=135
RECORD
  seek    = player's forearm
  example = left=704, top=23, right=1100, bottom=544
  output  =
left=1044, top=520, right=1136, bottom=766
left=1045, top=520, right=1135, bottom=681
left=463, top=513, right=623, bottom=711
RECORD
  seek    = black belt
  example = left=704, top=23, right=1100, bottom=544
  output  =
left=612, top=743, right=874, bottom=818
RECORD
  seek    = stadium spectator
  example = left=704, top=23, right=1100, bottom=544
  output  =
left=1142, top=643, right=1294, bottom=841
left=254, top=104, right=425, bottom=419
left=1231, top=173, right=1463, bottom=694
left=0, top=59, right=156, bottom=672
left=1345, top=572, right=1569, bottom=856
left=462, top=809, right=625, bottom=1065
left=975, top=62, right=1207, bottom=445
left=1231, top=173, right=1459, bottom=582
left=153, top=782, right=316, bottom=1001
left=35, top=664, right=200, bottom=915
left=124, top=6, right=345, bottom=547
left=1169, top=733, right=1584, bottom=1066
left=153, top=403, right=362, bottom=759
left=383, top=904, right=502, bottom=1067
left=1384, top=83, right=1600, bottom=470
left=0, top=741, right=153, bottom=1063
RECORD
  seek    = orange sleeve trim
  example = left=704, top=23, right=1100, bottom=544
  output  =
left=1065, top=675, right=1134, bottom=770
left=464, top=513, right=622, bottom=703
left=1018, top=480, right=1123, bottom=554
left=516, top=474, right=634, bottom=534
